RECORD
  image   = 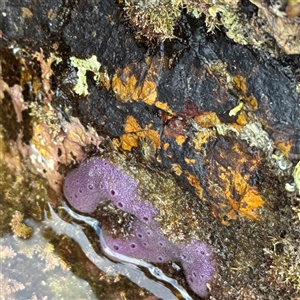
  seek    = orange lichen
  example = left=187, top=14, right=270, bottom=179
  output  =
left=155, top=101, right=174, bottom=115
left=166, top=152, right=173, bottom=158
left=119, top=133, right=139, bottom=151
left=184, top=158, right=196, bottom=165
left=171, top=163, right=182, bottom=176
left=186, top=172, right=204, bottom=199
left=124, top=115, right=142, bottom=133
left=194, top=112, right=221, bottom=128
left=21, top=7, right=33, bottom=18
left=192, top=130, right=212, bottom=151
left=187, top=139, right=263, bottom=223
left=232, top=76, right=258, bottom=111
left=207, top=163, right=264, bottom=221
left=239, top=188, right=264, bottom=219
left=245, top=95, right=258, bottom=110
left=231, top=144, right=255, bottom=167
left=112, top=69, right=138, bottom=103
left=236, top=111, right=248, bottom=125
left=233, top=75, right=247, bottom=94
left=98, top=68, right=111, bottom=90
left=120, top=116, right=160, bottom=151
left=274, top=139, right=293, bottom=158
left=175, top=135, right=186, bottom=146
left=112, top=61, right=158, bottom=105
left=143, top=124, right=160, bottom=150
left=132, top=81, right=157, bottom=105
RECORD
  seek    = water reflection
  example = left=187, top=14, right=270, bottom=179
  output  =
left=45, top=203, right=191, bottom=299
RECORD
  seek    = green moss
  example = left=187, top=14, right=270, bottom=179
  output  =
left=123, top=0, right=182, bottom=41
left=122, top=0, right=284, bottom=56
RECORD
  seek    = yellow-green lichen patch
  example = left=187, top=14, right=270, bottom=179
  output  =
left=286, top=161, right=300, bottom=194
left=293, top=161, right=300, bottom=191
left=123, top=0, right=182, bottom=41
left=123, top=0, right=300, bottom=54
left=229, top=101, right=244, bottom=116
left=70, top=55, right=102, bottom=96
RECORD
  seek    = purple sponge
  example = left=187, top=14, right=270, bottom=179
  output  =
left=102, top=217, right=177, bottom=263
left=63, top=158, right=157, bottom=220
left=63, top=159, right=103, bottom=213
left=63, top=157, right=216, bottom=297
left=179, top=240, right=215, bottom=297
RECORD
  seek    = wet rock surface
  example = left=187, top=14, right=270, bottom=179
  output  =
left=1, top=0, right=300, bottom=299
